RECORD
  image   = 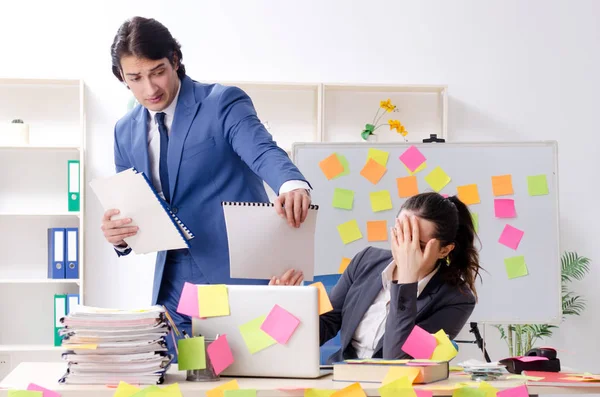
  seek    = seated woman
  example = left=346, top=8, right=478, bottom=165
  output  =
left=320, top=192, right=481, bottom=362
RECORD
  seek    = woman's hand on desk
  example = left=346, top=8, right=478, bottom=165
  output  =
left=268, top=269, right=304, bottom=286
left=391, top=215, right=439, bottom=283
left=101, top=209, right=139, bottom=246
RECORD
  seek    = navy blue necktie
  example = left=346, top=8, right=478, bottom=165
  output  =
left=155, top=112, right=171, bottom=203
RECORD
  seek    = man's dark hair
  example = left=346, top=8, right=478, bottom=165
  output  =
left=110, top=16, right=186, bottom=82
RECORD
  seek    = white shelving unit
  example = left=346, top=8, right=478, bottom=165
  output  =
left=0, top=78, right=85, bottom=367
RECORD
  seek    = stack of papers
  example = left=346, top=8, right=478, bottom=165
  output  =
left=58, top=305, right=172, bottom=385
left=457, top=359, right=508, bottom=381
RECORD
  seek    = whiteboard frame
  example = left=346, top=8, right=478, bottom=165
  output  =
left=292, top=141, right=562, bottom=325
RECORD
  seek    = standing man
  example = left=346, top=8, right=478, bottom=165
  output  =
left=101, top=16, right=311, bottom=352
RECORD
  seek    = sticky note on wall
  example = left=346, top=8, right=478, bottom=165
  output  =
left=494, top=199, right=516, bottom=218
left=337, top=220, right=363, bottom=244
left=319, top=153, right=344, bottom=180
left=399, top=145, right=426, bottom=172
left=367, top=220, right=388, bottom=242
left=369, top=190, right=393, bottom=212
left=368, top=148, right=389, bottom=166
left=396, top=176, right=419, bottom=198
left=471, top=212, right=479, bottom=233
left=527, top=175, right=549, bottom=196
left=338, top=257, right=352, bottom=274
left=360, top=158, right=387, bottom=184
left=504, top=256, right=528, bottom=279
left=332, top=188, right=354, bottom=210
left=332, top=154, right=350, bottom=179
left=499, top=224, right=524, bottom=250
left=424, top=166, right=451, bottom=192
left=457, top=184, right=481, bottom=205
left=492, top=175, right=514, bottom=196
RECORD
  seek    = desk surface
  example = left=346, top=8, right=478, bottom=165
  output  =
left=0, top=362, right=598, bottom=397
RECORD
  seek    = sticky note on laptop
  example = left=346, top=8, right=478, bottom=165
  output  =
left=239, top=315, right=276, bottom=354
left=260, top=304, right=301, bottom=344
left=198, top=285, right=230, bottom=317
left=176, top=281, right=199, bottom=317
left=309, top=281, right=333, bottom=315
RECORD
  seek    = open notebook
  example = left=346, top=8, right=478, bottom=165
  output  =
left=222, top=201, right=318, bottom=280
left=90, top=168, right=194, bottom=254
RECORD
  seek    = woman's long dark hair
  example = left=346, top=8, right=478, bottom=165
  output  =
left=400, top=192, right=482, bottom=299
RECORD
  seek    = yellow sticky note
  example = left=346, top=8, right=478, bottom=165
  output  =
left=431, top=330, right=458, bottom=361
left=478, top=381, right=498, bottom=397
left=224, top=390, right=257, bottom=397
left=457, top=184, right=481, bottom=205
left=397, top=176, right=419, bottom=198
left=305, top=389, right=336, bottom=397
left=360, top=158, right=387, bottom=184
left=367, top=220, right=388, bottom=242
left=337, top=220, right=362, bottom=244
left=207, top=380, right=240, bottom=397
left=239, top=315, right=276, bottom=354
left=369, top=190, right=393, bottom=212
left=404, top=162, right=427, bottom=176
left=491, top=174, right=513, bottom=196
left=379, top=377, right=416, bottom=397
left=198, top=285, right=230, bottom=317
left=383, top=368, right=420, bottom=386
left=331, top=382, right=366, bottom=397
left=450, top=366, right=464, bottom=372
left=452, top=387, right=486, bottom=397
left=338, top=257, right=352, bottom=274
left=7, top=392, right=43, bottom=397
left=368, top=148, right=390, bottom=166
left=147, top=383, right=183, bottom=396
left=424, top=166, right=451, bottom=192
left=113, top=381, right=141, bottom=397
left=309, top=281, right=334, bottom=314
left=69, top=344, right=98, bottom=350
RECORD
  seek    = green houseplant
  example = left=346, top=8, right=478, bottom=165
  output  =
left=494, top=251, right=590, bottom=357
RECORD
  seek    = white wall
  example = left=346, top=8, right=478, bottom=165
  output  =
left=1, top=0, right=599, bottom=374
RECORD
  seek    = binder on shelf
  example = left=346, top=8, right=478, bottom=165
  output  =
left=65, top=227, right=79, bottom=279
left=54, top=294, right=67, bottom=347
left=68, top=160, right=80, bottom=212
left=48, top=228, right=66, bottom=279
left=66, top=293, right=80, bottom=314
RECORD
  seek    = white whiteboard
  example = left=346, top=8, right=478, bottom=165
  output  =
left=293, top=142, right=561, bottom=324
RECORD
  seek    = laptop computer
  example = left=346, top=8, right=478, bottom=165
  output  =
left=191, top=285, right=325, bottom=378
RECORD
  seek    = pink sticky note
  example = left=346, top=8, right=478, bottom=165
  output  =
left=399, top=146, right=427, bottom=172
left=494, top=199, right=516, bottom=218
left=27, top=383, right=61, bottom=397
left=260, top=304, right=301, bottom=344
left=497, top=385, right=529, bottom=397
left=206, top=334, right=234, bottom=375
left=415, top=390, right=433, bottom=397
left=176, top=282, right=199, bottom=317
left=499, top=224, right=524, bottom=250
left=401, top=325, right=437, bottom=359
left=517, top=356, right=548, bottom=362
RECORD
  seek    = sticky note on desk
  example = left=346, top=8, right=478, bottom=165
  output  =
left=224, top=390, right=257, bottom=397
left=198, top=285, right=230, bottom=317
left=331, top=382, right=366, bottom=397
left=401, top=325, right=437, bottom=359
left=370, top=190, right=393, bottom=212
left=25, top=384, right=60, bottom=397
left=207, top=380, right=239, bottom=397
left=319, top=153, right=345, bottom=180
left=207, top=335, right=234, bottom=375
left=178, top=336, right=206, bottom=370
left=176, top=281, right=199, bottom=317
left=492, top=174, right=514, bottom=196
left=379, top=376, right=415, bottom=397
left=7, top=392, right=42, bottom=397
left=260, top=304, right=301, bottom=344
left=332, top=154, right=350, bottom=179
left=478, top=381, right=498, bottom=397
left=452, top=387, right=486, bottom=397
left=497, top=385, right=529, bottom=397
left=332, top=188, right=354, bottom=210
left=504, top=255, right=528, bottom=279
left=457, top=184, right=481, bottom=205
left=397, top=176, right=419, bottom=198
left=431, top=329, right=458, bottom=361
left=368, top=148, right=390, bottom=166
left=146, top=384, right=182, bottom=397
left=337, top=220, right=362, bottom=244
left=112, top=381, right=141, bottom=397
left=383, top=368, right=420, bottom=386
left=494, top=199, right=516, bottom=218
left=239, top=315, right=276, bottom=354
left=499, top=224, right=524, bottom=250
left=424, top=166, right=451, bottom=192
left=527, top=174, right=549, bottom=196
left=360, top=158, right=387, bottom=184
left=305, top=389, right=336, bottom=397
left=399, top=146, right=426, bottom=172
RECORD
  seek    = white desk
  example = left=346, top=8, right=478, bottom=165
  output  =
left=0, top=362, right=598, bottom=396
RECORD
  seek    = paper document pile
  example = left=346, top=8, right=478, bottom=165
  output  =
left=58, top=305, right=172, bottom=385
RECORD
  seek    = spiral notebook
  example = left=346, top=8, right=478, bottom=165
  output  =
left=222, top=201, right=318, bottom=280
left=89, top=168, right=194, bottom=255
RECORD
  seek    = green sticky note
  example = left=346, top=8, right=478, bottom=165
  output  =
left=336, top=219, right=363, bottom=244
left=471, top=212, right=479, bottom=233
left=224, top=390, right=257, bottom=397
left=239, top=315, right=276, bottom=354
left=178, top=336, right=206, bottom=370
left=332, top=154, right=350, bottom=179
left=424, top=166, right=451, bottom=192
left=7, top=392, right=42, bottom=397
left=369, top=190, right=393, bottom=212
left=452, top=387, right=486, bottom=397
left=332, top=188, right=354, bottom=210
left=527, top=174, right=549, bottom=196
left=504, top=256, right=528, bottom=279
left=368, top=148, right=389, bottom=166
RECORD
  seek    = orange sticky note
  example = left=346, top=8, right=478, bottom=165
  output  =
left=207, top=380, right=240, bottom=397
left=331, top=383, right=366, bottom=397
left=457, top=184, right=480, bottom=205
left=367, top=220, right=388, bottom=241
left=492, top=175, right=514, bottom=196
left=360, top=158, right=387, bottom=184
left=309, top=282, right=333, bottom=315
left=319, top=153, right=344, bottom=180
left=397, top=176, right=419, bottom=198
left=338, top=257, right=351, bottom=274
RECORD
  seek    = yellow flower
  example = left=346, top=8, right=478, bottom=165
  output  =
left=380, top=99, right=396, bottom=112
left=389, top=120, right=408, bottom=136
